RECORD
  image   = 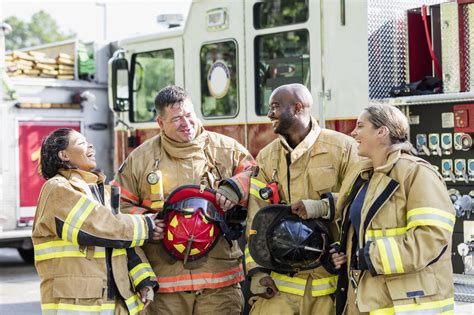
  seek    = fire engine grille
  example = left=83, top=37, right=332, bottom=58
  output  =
left=368, top=0, right=448, bottom=101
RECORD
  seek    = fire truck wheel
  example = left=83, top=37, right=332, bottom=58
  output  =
left=17, top=248, right=34, bottom=263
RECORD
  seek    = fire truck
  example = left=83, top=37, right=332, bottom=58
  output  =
left=0, top=39, right=113, bottom=262
left=108, top=0, right=474, bottom=306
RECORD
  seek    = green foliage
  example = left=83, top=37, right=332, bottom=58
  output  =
left=5, top=10, right=76, bottom=51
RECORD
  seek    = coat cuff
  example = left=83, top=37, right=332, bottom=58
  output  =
left=135, top=278, right=159, bottom=293
left=216, top=184, right=240, bottom=204
left=144, top=215, right=154, bottom=243
left=358, top=242, right=377, bottom=276
left=321, top=192, right=335, bottom=221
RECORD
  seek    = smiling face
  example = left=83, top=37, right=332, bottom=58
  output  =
left=351, top=110, right=382, bottom=158
left=267, top=90, right=296, bottom=136
left=157, top=98, right=199, bottom=143
left=59, top=131, right=96, bottom=171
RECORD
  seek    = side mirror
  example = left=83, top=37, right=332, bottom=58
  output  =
left=108, top=49, right=129, bottom=112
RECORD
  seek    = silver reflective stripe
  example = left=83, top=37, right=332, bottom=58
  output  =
left=135, top=215, right=143, bottom=242
left=126, top=300, right=140, bottom=313
left=273, top=279, right=306, bottom=291
left=408, top=214, right=454, bottom=226
left=67, top=199, right=93, bottom=241
left=311, top=282, right=335, bottom=291
left=42, top=309, right=114, bottom=315
left=158, top=270, right=244, bottom=289
left=395, top=303, right=454, bottom=315
left=131, top=266, right=153, bottom=283
left=35, top=245, right=79, bottom=256
left=382, top=238, right=397, bottom=274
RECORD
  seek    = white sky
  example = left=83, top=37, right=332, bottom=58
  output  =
left=1, top=0, right=192, bottom=42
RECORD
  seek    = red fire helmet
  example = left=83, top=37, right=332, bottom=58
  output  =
left=162, top=185, right=224, bottom=263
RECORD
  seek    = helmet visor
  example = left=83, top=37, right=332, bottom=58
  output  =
left=171, top=197, right=223, bottom=222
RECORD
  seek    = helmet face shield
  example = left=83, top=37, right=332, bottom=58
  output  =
left=175, top=198, right=224, bottom=223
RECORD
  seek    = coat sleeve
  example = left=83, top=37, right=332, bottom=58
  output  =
left=126, top=247, right=159, bottom=292
left=218, top=144, right=257, bottom=207
left=44, top=179, right=154, bottom=248
left=112, top=154, right=151, bottom=215
left=244, top=152, right=272, bottom=277
left=361, top=163, right=455, bottom=276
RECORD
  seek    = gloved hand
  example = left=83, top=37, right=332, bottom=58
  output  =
left=291, top=199, right=329, bottom=219
left=250, top=272, right=279, bottom=299
left=216, top=185, right=239, bottom=211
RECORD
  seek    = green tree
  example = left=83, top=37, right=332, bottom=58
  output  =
left=5, top=11, right=76, bottom=51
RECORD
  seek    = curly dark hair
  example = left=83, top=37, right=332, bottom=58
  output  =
left=39, top=128, right=76, bottom=180
left=154, top=85, right=189, bottom=117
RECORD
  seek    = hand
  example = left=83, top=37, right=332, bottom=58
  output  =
left=152, top=219, right=165, bottom=240
left=330, top=248, right=347, bottom=270
left=216, top=192, right=237, bottom=212
left=138, top=286, right=153, bottom=309
left=257, top=276, right=279, bottom=299
left=291, top=200, right=308, bottom=219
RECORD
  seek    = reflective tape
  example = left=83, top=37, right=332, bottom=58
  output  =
left=250, top=178, right=270, bottom=202
left=365, top=227, right=407, bottom=242
left=244, top=246, right=255, bottom=264
left=370, top=297, right=454, bottom=315
left=62, top=196, right=96, bottom=244
left=125, top=294, right=144, bottom=315
left=110, top=180, right=139, bottom=203
left=34, top=241, right=126, bottom=261
left=129, top=214, right=146, bottom=247
left=129, top=263, right=155, bottom=288
left=311, top=275, right=338, bottom=297
left=376, top=237, right=404, bottom=274
left=157, top=264, right=245, bottom=292
left=407, top=208, right=455, bottom=233
left=41, top=302, right=115, bottom=314
left=270, top=272, right=306, bottom=296
left=270, top=272, right=338, bottom=297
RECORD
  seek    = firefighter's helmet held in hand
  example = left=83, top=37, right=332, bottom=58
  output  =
left=248, top=204, right=332, bottom=274
left=161, top=185, right=224, bottom=264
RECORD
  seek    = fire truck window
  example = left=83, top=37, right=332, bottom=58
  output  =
left=131, top=49, right=174, bottom=122
left=253, top=0, right=308, bottom=29
left=200, top=41, right=238, bottom=118
left=255, top=29, right=310, bottom=116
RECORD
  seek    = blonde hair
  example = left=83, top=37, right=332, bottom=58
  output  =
left=364, top=104, right=410, bottom=143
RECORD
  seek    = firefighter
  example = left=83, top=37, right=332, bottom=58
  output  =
left=112, top=85, right=256, bottom=314
left=33, top=128, right=164, bottom=314
left=331, top=104, right=455, bottom=314
left=245, top=83, right=358, bottom=314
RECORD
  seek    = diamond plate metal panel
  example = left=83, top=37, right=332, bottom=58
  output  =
left=368, top=0, right=448, bottom=101
left=467, top=4, right=474, bottom=91
left=441, top=2, right=460, bottom=93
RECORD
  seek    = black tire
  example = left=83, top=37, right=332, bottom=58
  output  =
left=17, top=248, right=34, bottom=263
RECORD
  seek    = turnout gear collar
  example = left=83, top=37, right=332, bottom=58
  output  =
left=160, top=124, right=207, bottom=159
left=58, top=168, right=106, bottom=184
left=161, top=185, right=224, bottom=264
left=248, top=204, right=332, bottom=274
left=279, top=116, right=321, bottom=163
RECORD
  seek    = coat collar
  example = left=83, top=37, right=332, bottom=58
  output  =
left=160, top=125, right=208, bottom=159
left=58, top=169, right=105, bottom=198
left=279, top=116, right=321, bottom=163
